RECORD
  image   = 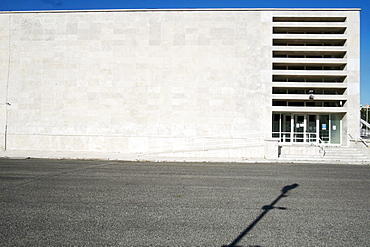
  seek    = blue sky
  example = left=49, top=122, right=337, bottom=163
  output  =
left=1, top=0, right=369, bottom=105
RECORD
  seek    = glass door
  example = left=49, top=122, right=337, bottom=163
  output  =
left=330, top=113, right=341, bottom=144
left=294, top=114, right=305, bottom=142
left=319, top=115, right=330, bottom=143
left=283, top=114, right=291, bottom=142
left=307, top=114, right=317, bottom=143
left=272, top=113, right=341, bottom=144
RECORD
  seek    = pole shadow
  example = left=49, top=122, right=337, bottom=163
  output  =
left=222, top=183, right=299, bottom=247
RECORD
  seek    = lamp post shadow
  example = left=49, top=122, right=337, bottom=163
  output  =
left=222, top=183, right=299, bottom=247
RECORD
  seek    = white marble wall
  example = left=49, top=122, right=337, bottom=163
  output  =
left=2, top=10, right=272, bottom=154
left=0, top=9, right=360, bottom=156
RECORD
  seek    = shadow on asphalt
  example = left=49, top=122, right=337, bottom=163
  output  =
left=222, top=183, right=299, bottom=247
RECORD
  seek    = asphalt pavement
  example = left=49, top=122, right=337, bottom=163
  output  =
left=0, top=158, right=369, bottom=246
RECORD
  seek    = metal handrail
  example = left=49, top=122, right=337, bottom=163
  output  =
left=349, top=134, right=369, bottom=148
left=272, top=132, right=326, bottom=156
left=360, top=119, right=370, bottom=137
left=357, top=136, right=369, bottom=147
left=361, top=119, right=370, bottom=129
left=272, top=131, right=325, bottom=143
left=316, top=137, right=326, bottom=156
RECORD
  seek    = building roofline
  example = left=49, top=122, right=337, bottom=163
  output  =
left=0, top=8, right=362, bottom=14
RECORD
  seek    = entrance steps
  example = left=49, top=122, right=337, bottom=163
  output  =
left=323, top=146, right=369, bottom=164
left=279, top=146, right=370, bottom=165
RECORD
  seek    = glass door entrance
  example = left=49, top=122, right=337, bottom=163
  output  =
left=293, top=114, right=317, bottom=143
left=319, top=115, right=330, bottom=143
left=293, top=115, right=305, bottom=142
left=272, top=113, right=341, bottom=144
left=307, top=114, right=317, bottom=142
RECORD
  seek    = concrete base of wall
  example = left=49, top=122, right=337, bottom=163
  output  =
left=6, top=134, right=268, bottom=159
left=147, top=145, right=265, bottom=159
left=279, top=144, right=323, bottom=158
